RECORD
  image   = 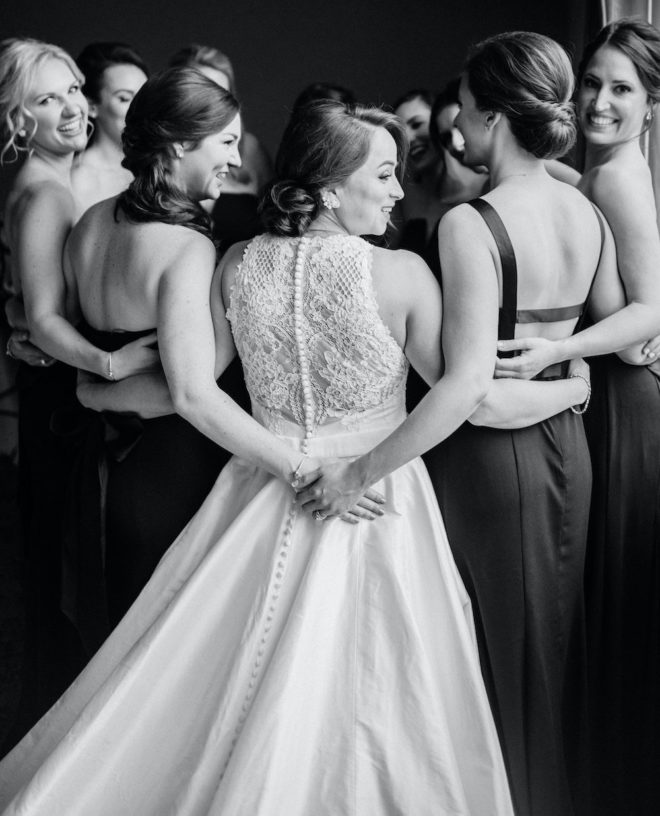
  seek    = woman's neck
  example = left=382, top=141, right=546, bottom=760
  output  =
left=28, top=148, right=76, bottom=184
left=306, top=211, right=351, bottom=237
left=488, top=148, right=546, bottom=187
left=82, top=132, right=126, bottom=168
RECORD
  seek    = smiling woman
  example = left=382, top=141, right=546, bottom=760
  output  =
left=40, top=68, right=248, bottom=642
left=0, top=37, right=158, bottom=743
left=72, top=42, right=149, bottom=218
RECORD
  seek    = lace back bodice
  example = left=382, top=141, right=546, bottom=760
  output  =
left=227, top=233, right=408, bottom=434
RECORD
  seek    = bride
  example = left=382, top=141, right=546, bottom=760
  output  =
left=0, top=90, right=516, bottom=813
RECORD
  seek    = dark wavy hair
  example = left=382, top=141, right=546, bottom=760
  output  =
left=392, top=88, right=434, bottom=113
left=577, top=17, right=660, bottom=101
left=292, top=82, right=357, bottom=112
left=117, top=67, right=239, bottom=239
left=76, top=41, right=149, bottom=103
left=429, top=78, right=460, bottom=152
left=261, top=100, right=407, bottom=237
left=465, top=31, right=576, bottom=160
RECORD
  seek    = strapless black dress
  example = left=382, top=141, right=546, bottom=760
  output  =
left=64, top=326, right=246, bottom=652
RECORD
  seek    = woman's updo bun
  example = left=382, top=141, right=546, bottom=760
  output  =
left=465, top=32, right=577, bottom=160
left=260, top=99, right=407, bottom=237
left=260, top=180, right=319, bottom=237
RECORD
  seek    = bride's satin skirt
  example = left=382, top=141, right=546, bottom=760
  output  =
left=0, top=412, right=514, bottom=815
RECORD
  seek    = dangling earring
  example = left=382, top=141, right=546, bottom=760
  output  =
left=174, top=144, right=184, bottom=159
left=86, top=119, right=95, bottom=140
left=321, top=190, right=339, bottom=210
left=645, top=108, right=654, bottom=127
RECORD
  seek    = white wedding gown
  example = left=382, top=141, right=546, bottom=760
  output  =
left=0, top=234, right=513, bottom=815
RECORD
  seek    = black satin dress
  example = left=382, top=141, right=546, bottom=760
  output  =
left=65, top=326, right=247, bottom=653
left=583, top=355, right=660, bottom=816
left=425, top=200, right=600, bottom=816
left=211, top=193, right=262, bottom=255
left=4, top=361, right=86, bottom=754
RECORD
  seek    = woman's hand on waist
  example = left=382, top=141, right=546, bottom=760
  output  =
left=495, top=336, right=564, bottom=379
left=6, top=329, right=54, bottom=367
left=110, top=331, right=160, bottom=380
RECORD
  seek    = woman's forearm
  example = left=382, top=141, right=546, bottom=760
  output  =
left=557, top=302, right=660, bottom=362
left=355, top=369, right=489, bottom=489
left=77, top=371, right=174, bottom=418
left=30, top=313, right=109, bottom=377
left=173, top=381, right=302, bottom=482
left=470, top=377, right=587, bottom=429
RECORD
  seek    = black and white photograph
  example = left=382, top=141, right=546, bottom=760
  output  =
left=1, top=0, right=659, bottom=813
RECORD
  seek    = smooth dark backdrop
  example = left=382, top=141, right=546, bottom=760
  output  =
left=2, top=0, right=592, bottom=200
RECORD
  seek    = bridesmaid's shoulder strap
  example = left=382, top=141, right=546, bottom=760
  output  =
left=467, top=198, right=518, bottom=341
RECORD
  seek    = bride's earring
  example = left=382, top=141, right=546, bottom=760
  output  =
left=321, top=190, right=340, bottom=210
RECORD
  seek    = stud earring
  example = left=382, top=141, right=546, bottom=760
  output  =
left=320, top=190, right=339, bottom=210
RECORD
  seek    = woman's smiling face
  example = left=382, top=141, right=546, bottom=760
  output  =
left=578, top=44, right=651, bottom=146
left=25, top=57, right=88, bottom=156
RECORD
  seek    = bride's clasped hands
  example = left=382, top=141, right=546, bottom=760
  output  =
left=294, top=457, right=386, bottom=524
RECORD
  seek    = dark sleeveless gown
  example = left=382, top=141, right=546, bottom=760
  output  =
left=63, top=326, right=248, bottom=654
left=2, top=362, right=87, bottom=755
left=425, top=199, right=599, bottom=816
left=583, top=355, right=660, bottom=816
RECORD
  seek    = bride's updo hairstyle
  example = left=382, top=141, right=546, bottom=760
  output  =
left=117, top=67, right=239, bottom=239
left=577, top=18, right=660, bottom=103
left=261, top=99, right=407, bottom=236
left=465, top=31, right=576, bottom=160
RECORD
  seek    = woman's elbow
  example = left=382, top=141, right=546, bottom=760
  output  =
left=170, top=377, right=214, bottom=421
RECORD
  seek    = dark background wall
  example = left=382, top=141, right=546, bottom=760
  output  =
left=2, top=0, right=592, bottom=188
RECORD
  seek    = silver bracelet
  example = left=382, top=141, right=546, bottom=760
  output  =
left=106, top=351, right=115, bottom=381
left=569, top=373, right=591, bottom=415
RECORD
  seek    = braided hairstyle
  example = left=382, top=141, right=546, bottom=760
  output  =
left=117, top=67, right=239, bottom=239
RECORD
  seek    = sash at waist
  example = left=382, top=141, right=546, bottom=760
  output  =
left=252, top=394, right=407, bottom=458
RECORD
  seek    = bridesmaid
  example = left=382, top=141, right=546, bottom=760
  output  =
left=500, top=18, right=660, bottom=815
left=415, top=32, right=637, bottom=816
left=66, top=68, right=246, bottom=645
left=168, top=43, right=273, bottom=253
left=578, top=24, right=660, bottom=814
left=71, top=41, right=149, bottom=217
left=0, top=38, right=155, bottom=744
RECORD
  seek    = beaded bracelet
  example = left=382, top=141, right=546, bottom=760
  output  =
left=569, top=372, right=591, bottom=415
left=106, top=351, right=115, bottom=381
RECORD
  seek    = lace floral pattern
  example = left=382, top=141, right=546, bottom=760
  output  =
left=226, top=234, right=408, bottom=432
